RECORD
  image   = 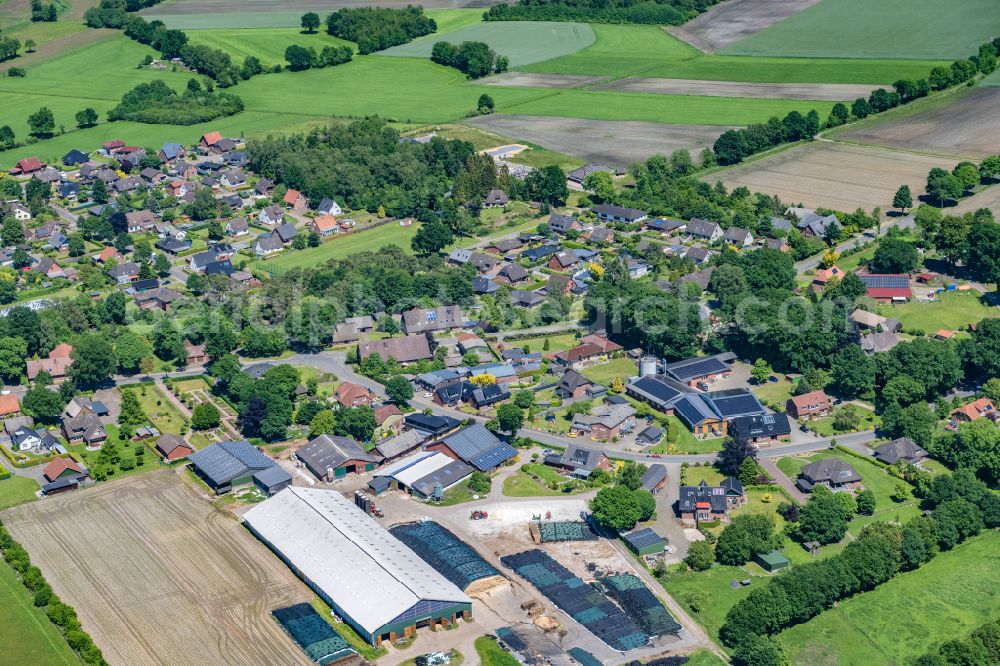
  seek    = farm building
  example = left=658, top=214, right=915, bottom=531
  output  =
left=640, top=464, right=667, bottom=494
left=663, top=352, right=735, bottom=387
left=155, top=433, right=194, bottom=461
left=188, top=440, right=291, bottom=495
left=857, top=273, right=912, bottom=302
left=622, top=527, right=666, bottom=557
left=371, top=451, right=473, bottom=499
left=296, top=434, right=380, bottom=481
left=243, top=487, right=472, bottom=646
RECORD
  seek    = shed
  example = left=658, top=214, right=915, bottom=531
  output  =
left=753, top=550, right=790, bottom=573
left=622, top=527, right=665, bottom=556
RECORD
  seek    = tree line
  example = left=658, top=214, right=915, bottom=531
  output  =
left=283, top=43, right=352, bottom=71
left=484, top=0, right=723, bottom=26
left=719, top=469, right=1000, bottom=666
left=713, top=37, right=1000, bottom=166
left=107, top=78, right=244, bottom=124
left=325, top=6, right=436, bottom=55
left=430, top=40, right=509, bottom=79
left=923, top=154, right=1000, bottom=206
left=913, top=617, right=1000, bottom=666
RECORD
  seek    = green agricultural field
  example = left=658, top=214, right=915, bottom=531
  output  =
left=877, top=290, right=999, bottom=334
left=184, top=28, right=354, bottom=67
left=779, top=532, right=1000, bottom=665
left=521, top=24, right=943, bottom=83
left=724, top=0, right=1000, bottom=60
left=382, top=21, right=596, bottom=68
left=254, top=222, right=421, bottom=273
left=0, top=561, right=81, bottom=666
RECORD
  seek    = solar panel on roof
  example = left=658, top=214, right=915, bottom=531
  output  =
left=633, top=376, right=680, bottom=403
left=674, top=396, right=710, bottom=426
left=709, top=392, right=764, bottom=417
left=668, top=357, right=727, bottom=381
left=859, top=274, right=909, bottom=289
left=624, top=528, right=663, bottom=550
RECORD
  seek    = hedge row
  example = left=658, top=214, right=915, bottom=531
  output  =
left=0, top=520, right=108, bottom=665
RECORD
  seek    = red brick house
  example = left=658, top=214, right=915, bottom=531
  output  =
left=283, top=188, right=308, bottom=212
left=333, top=382, right=376, bottom=408
left=786, top=390, right=832, bottom=420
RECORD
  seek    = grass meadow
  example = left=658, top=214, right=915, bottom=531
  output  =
left=185, top=28, right=354, bottom=67
left=779, top=532, right=1000, bottom=665
left=877, top=290, right=999, bottom=333
left=723, top=0, right=1000, bottom=60
left=0, top=561, right=80, bottom=666
left=253, top=222, right=420, bottom=273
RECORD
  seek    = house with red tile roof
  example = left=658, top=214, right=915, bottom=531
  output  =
left=283, top=188, right=307, bottom=211
left=200, top=131, right=222, bottom=148
left=786, top=390, right=831, bottom=420
left=333, top=382, right=376, bottom=408
left=43, top=457, right=83, bottom=482
left=0, top=393, right=20, bottom=417
left=311, top=214, right=339, bottom=236
left=951, top=398, right=996, bottom=425
left=11, top=157, right=45, bottom=175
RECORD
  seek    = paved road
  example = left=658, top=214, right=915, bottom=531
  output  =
left=794, top=214, right=915, bottom=275
left=758, top=457, right=809, bottom=503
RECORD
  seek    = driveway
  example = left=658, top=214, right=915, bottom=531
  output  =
left=758, top=457, right=808, bottom=503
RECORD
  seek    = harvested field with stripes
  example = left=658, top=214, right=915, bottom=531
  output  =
left=712, top=141, right=959, bottom=214
left=666, top=0, right=823, bottom=53
left=2, top=471, right=313, bottom=666
left=593, top=78, right=883, bottom=101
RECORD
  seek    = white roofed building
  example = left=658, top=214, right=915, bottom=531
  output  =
left=243, top=486, right=472, bottom=646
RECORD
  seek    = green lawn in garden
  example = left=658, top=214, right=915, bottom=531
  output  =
left=0, top=475, right=40, bottom=511
left=779, top=532, right=1000, bottom=665
left=685, top=650, right=727, bottom=666
left=777, top=449, right=914, bottom=514
left=724, top=0, right=1000, bottom=60
left=133, top=385, right=188, bottom=435
left=662, top=564, right=762, bottom=641
left=580, top=357, right=636, bottom=387
left=877, top=290, right=999, bottom=334
left=750, top=379, right=794, bottom=410
left=682, top=464, right=724, bottom=486
left=253, top=222, right=421, bottom=272
left=503, top=470, right=582, bottom=497
left=381, top=21, right=596, bottom=68
left=806, top=405, right=880, bottom=437
left=0, top=561, right=81, bottom=666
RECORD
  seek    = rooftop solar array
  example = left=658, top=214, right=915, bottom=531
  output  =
left=390, top=521, right=501, bottom=591
left=706, top=390, right=765, bottom=418
left=630, top=376, right=683, bottom=404
left=665, top=356, right=728, bottom=382
left=271, top=603, right=354, bottom=665
left=858, top=274, right=909, bottom=289
left=673, top=395, right=714, bottom=426
left=537, top=521, right=597, bottom=543
left=501, top=550, right=649, bottom=652
left=622, top=527, right=663, bottom=551
left=601, top=574, right=681, bottom=637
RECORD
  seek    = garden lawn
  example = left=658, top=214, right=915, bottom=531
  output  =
left=779, top=532, right=1000, bottom=665
left=381, top=21, right=595, bottom=68
left=662, top=564, right=762, bottom=641
left=686, top=651, right=726, bottom=666
left=253, top=223, right=420, bottom=272
left=184, top=28, right=355, bottom=67
left=135, top=385, right=188, bottom=435
left=878, top=290, right=999, bottom=334
left=0, top=475, right=40, bottom=511
left=682, top=464, right=724, bottom=486
left=777, top=450, right=915, bottom=515
left=0, top=561, right=81, bottom=666
left=806, top=405, right=880, bottom=437
left=503, top=471, right=577, bottom=497
left=580, top=357, right=636, bottom=387
left=750, top=379, right=794, bottom=410
left=724, top=0, right=1000, bottom=60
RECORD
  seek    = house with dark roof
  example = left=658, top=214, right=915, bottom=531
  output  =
left=428, top=424, right=517, bottom=472
left=569, top=403, right=635, bottom=440
left=548, top=249, right=580, bottom=272
left=543, top=444, right=609, bottom=479
left=873, top=437, right=928, bottom=466
left=730, top=413, right=791, bottom=445
left=403, top=413, right=461, bottom=438
left=134, top=287, right=181, bottom=311
left=592, top=203, right=648, bottom=224
left=297, top=434, right=380, bottom=481
left=857, top=273, right=912, bottom=302
left=678, top=478, right=744, bottom=525
left=645, top=217, right=686, bottom=235
left=484, top=238, right=523, bottom=255
left=62, top=149, right=89, bottom=166
left=510, top=290, right=545, bottom=308
left=640, top=464, right=667, bottom=494
left=482, top=189, right=508, bottom=208
left=60, top=410, right=107, bottom=446
left=796, top=458, right=862, bottom=492
left=497, top=262, right=530, bottom=285
left=636, top=425, right=663, bottom=446
left=567, top=162, right=614, bottom=184
left=723, top=227, right=753, bottom=247
left=547, top=213, right=580, bottom=236
left=685, top=218, right=722, bottom=242
left=188, top=440, right=291, bottom=495
left=158, top=142, right=185, bottom=162
left=672, top=389, right=765, bottom=437
left=155, top=433, right=194, bottom=461
left=555, top=369, right=595, bottom=399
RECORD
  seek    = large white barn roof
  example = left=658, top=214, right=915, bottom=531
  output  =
left=243, top=487, right=470, bottom=635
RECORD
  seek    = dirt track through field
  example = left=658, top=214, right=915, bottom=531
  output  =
left=2, top=471, right=313, bottom=666
left=478, top=72, right=605, bottom=89
left=594, top=78, right=884, bottom=101
left=835, top=88, right=1000, bottom=160
left=466, top=114, right=730, bottom=167
left=666, top=0, right=823, bottom=53
left=711, top=141, right=959, bottom=213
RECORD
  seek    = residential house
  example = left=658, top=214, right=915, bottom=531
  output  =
left=811, top=266, right=843, bottom=292
left=11, top=157, right=46, bottom=175
left=640, top=464, right=668, bottom=494
left=796, top=458, right=862, bottom=492
left=155, top=237, right=191, bottom=255
left=403, top=412, right=461, bottom=438
left=498, top=262, right=530, bottom=285
left=787, top=207, right=838, bottom=238
left=254, top=234, right=284, bottom=258
left=482, top=189, right=508, bottom=208
left=200, top=131, right=223, bottom=150
left=358, top=335, right=433, bottom=363
left=786, top=390, right=832, bottom=420
left=686, top=218, right=722, bottom=242
left=60, top=409, right=107, bottom=447
left=255, top=178, right=273, bottom=196
left=521, top=243, right=558, bottom=263
left=567, top=162, right=614, bottom=184
left=184, top=339, right=208, bottom=366
left=547, top=250, right=579, bottom=272
left=570, top=403, right=636, bottom=440
left=723, top=227, right=753, bottom=247
left=57, top=180, right=80, bottom=200
left=311, top=214, right=339, bottom=236
left=730, top=413, right=791, bottom=445
left=134, top=287, right=181, bottom=311
left=951, top=398, right=996, bottom=425
left=226, top=218, right=249, bottom=236
left=34, top=257, right=67, bottom=280
left=125, top=210, right=157, bottom=233
left=678, top=478, right=745, bottom=525
left=587, top=227, right=614, bottom=245
left=62, top=149, right=89, bottom=166
left=274, top=223, right=298, bottom=244
left=510, top=289, right=544, bottom=308
left=592, top=203, right=648, bottom=224
left=158, top=143, right=185, bottom=162
left=873, top=437, right=928, bottom=466
left=472, top=276, right=499, bottom=295
left=645, top=217, right=686, bottom=235
left=861, top=330, right=900, bottom=355
left=259, top=204, right=284, bottom=226
left=297, top=434, right=380, bottom=481
left=316, top=197, right=342, bottom=216
left=221, top=168, right=246, bottom=189
left=43, top=457, right=85, bottom=483
left=547, top=213, right=580, bottom=235
left=140, top=167, right=167, bottom=185
left=850, top=309, right=886, bottom=331
left=684, top=246, right=712, bottom=265
left=553, top=335, right=622, bottom=370
left=543, top=444, right=610, bottom=478
left=283, top=188, right=308, bottom=211
left=333, top=382, right=376, bottom=408
left=555, top=369, right=594, bottom=399
left=155, top=433, right=194, bottom=461
left=109, top=262, right=140, bottom=284
left=484, top=238, right=523, bottom=255
left=331, top=315, right=375, bottom=344
left=457, top=333, right=489, bottom=356
left=765, top=238, right=791, bottom=253
left=401, top=305, right=464, bottom=335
